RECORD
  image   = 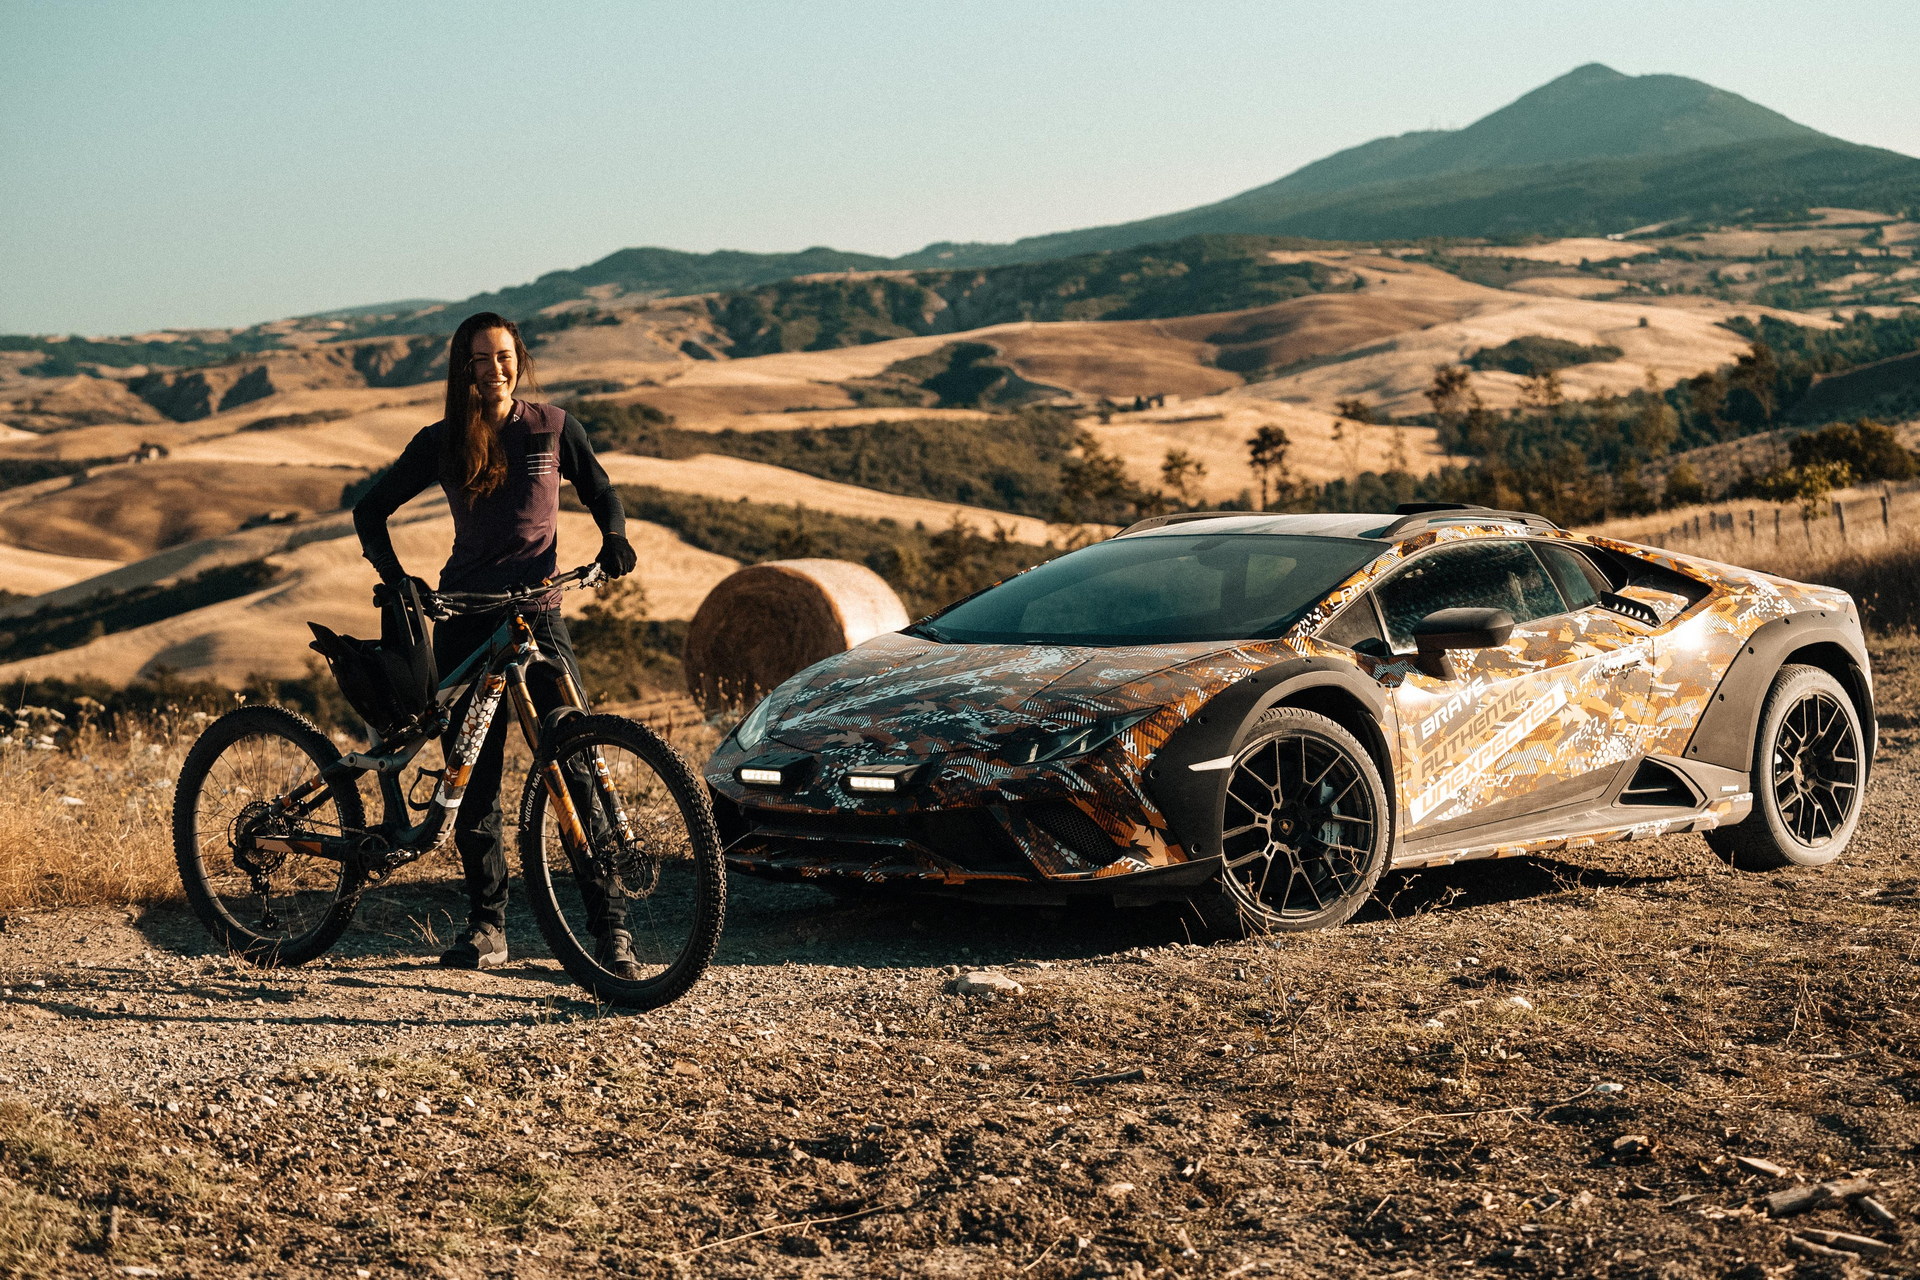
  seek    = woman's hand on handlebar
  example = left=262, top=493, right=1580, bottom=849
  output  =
left=596, top=533, right=637, bottom=580
left=373, top=574, right=435, bottom=610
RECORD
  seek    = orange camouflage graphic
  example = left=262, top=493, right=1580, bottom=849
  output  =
left=705, top=511, right=1873, bottom=903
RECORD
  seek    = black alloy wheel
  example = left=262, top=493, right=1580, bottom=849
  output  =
left=1773, top=688, right=1860, bottom=845
left=1194, top=706, right=1392, bottom=937
left=1706, top=664, right=1866, bottom=870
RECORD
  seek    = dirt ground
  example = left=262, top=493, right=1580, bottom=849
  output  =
left=3, top=648, right=1918, bottom=1278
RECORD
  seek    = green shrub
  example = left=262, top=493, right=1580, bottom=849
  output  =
left=0, top=562, right=284, bottom=662
left=0, top=458, right=100, bottom=492
left=588, top=409, right=1104, bottom=521
left=1787, top=418, right=1917, bottom=482
left=610, top=485, right=1057, bottom=617
left=1468, top=336, right=1624, bottom=376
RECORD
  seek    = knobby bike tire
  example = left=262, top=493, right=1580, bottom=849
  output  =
left=172, top=704, right=368, bottom=967
left=517, top=713, right=725, bottom=1010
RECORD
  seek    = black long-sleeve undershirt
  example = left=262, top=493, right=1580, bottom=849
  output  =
left=352, top=405, right=624, bottom=591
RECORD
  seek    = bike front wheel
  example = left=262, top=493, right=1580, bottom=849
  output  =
left=171, top=705, right=368, bottom=966
left=517, top=714, right=725, bottom=1009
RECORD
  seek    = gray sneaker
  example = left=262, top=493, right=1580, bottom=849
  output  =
left=439, top=924, right=508, bottom=970
left=595, top=928, right=644, bottom=982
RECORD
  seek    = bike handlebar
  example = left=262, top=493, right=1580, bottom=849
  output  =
left=428, top=564, right=606, bottom=618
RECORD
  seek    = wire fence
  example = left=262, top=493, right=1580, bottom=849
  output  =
left=1637, top=480, right=1920, bottom=556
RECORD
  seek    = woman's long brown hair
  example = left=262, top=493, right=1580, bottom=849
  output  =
left=443, top=311, right=536, bottom=499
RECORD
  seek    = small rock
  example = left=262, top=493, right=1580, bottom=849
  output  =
left=411, top=1099, right=432, bottom=1116
left=1734, top=1155, right=1789, bottom=1178
left=1557, top=934, right=1576, bottom=946
left=671, top=1060, right=702, bottom=1078
left=377, top=1117, right=397, bottom=1129
left=1592, top=1082, right=1625, bottom=1095
left=1611, top=1134, right=1654, bottom=1158
left=949, top=971, right=1024, bottom=997
left=1101, top=1181, right=1136, bottom=1198
left=163, top=1101, right=180, bottom=1114
left=1506, top=996, right=1535, bottom=1011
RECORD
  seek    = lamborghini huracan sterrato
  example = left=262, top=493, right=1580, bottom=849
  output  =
left=704, top=504, right=1875, bottom=935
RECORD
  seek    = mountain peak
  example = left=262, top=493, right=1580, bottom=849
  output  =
left=1550, top=62, right=1627, bottom=86
left=1253, top=63, right=1826, bottom=204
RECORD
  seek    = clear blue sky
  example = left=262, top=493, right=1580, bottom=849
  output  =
left=4, top=0, right=1916, bottom=335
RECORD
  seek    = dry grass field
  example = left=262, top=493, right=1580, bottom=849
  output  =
left=0, top=462, right=363, bottom=562
left=0, top=505, right=736, bottom=687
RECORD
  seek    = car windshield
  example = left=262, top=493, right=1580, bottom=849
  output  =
left=913, top=533, right=1380, bottom=645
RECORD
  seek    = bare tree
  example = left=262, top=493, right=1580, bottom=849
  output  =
left=1159, top=448, right=1207, bottom=509
left=1247, top=425, right=1293, bottom=510
left=1520, top=369, right=1565, bottom=413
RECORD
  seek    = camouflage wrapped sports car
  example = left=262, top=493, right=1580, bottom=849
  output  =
left=704, top=504, right=1874, bottom=934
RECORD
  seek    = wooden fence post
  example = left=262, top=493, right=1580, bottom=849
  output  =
left=1774, top=508, right=1782, bottom=540
left=1836, top=500, right=1848, bottom=541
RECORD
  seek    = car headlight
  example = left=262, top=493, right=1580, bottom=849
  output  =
left=1018, top=709, right=1154, bottom=765
left=733, top=694, right=776, bottom=752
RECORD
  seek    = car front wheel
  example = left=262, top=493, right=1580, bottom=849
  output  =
left=1192, top=707, right=1392, bottom=938
left=1704, top=663, right=1865, bottom=870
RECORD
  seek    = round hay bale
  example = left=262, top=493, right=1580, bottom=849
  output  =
left=683, top=558, right=910, bottom=713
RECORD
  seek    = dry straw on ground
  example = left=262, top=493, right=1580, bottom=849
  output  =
left=0, top=714, right=189, bottom=913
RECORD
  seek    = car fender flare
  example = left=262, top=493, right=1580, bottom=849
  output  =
left=1682, top=611, right=1875, bottom=777
left=1145, top=657, right=1395, bottom=862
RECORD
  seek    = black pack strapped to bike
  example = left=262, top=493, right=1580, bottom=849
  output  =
left=307, top=578, right=440, bottom=736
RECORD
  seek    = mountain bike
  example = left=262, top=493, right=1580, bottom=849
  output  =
left=170, top=565, right=724, bottom=1010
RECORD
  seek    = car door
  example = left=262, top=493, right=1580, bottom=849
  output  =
left=1372, top=537, right=1651, bottom=844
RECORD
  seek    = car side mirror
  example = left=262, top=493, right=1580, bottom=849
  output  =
left=1411, top=607, right=1515, bottom=679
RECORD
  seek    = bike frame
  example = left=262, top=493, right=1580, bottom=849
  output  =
left=251, top=589, right=626, bottom=879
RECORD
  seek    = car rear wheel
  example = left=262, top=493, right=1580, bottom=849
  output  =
left=1192, top=707, right=1392, bottom=938
left=1704, top=664, right=1865, bottom=870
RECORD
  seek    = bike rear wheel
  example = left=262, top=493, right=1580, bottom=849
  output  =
left=517, top=714, right=724, bottom=1009
left=172, top=705, right=367, bottom=966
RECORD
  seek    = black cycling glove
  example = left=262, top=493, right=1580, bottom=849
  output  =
left=373, top=574, right=433, bottom=609
left=596, top=533, right=637, bottom=580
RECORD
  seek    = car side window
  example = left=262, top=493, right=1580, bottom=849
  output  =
left=1376, top=540, right=1567, bottom=651
left=1533, top=543, right=1609, bottom=611
left=1317, top=595, right=1386, bottom=653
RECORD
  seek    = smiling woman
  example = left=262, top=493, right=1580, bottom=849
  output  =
left=349, top=311, right=641, bottom=973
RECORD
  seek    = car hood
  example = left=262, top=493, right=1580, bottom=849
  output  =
left=760, top=631, right=1276, bottom=756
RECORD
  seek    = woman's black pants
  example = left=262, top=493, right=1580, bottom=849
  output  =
left=432, top=609, right=624, bottom=936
